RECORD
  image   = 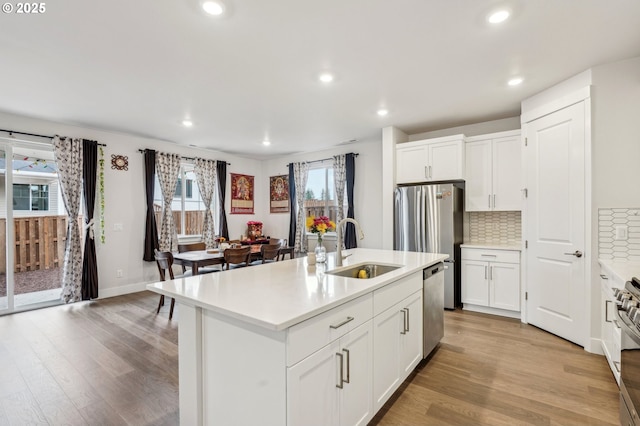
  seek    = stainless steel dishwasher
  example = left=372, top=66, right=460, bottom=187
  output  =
left=423, top=262, right=444, bottom=358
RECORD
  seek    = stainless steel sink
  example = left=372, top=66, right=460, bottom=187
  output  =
left=326, top=263, right=402, bottom=279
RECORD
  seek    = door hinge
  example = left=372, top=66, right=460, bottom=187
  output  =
left=525, top=137, right=528, bottom=146
left=525, top=240, right=528, bottom=249
left=525, top=292, right=528, bottom=300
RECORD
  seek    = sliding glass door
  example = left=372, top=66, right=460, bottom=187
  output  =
left=0, top=140, right=63, bottom=314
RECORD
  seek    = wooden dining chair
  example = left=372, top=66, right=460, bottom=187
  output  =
left=154, top=249, right=178, bottom=320
left=256, top=242, right=282, bottom=264
left=223, top=246, right=252, bottom=270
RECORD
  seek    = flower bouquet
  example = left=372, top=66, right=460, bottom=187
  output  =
left=306, top=216, right=335, bottom=244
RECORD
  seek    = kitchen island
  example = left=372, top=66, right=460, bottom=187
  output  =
left=147, top=248, right=447, bottom=426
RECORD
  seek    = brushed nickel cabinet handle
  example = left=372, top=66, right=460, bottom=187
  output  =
left=613, top=319, right=621, bottom=329
left=336, top=352, right=344, bottom=389
left=493, top=194, right=496, bottom=208
left=429, top=165, right=432, bottom=178
left=600, top=274, right=609, bottom=280
left=330, top=316, right=354, bottom=329
left=484, top=266, right=487, bottom=280
left=343, top=349, right=350, bottom=384
left=400, top=309, right=407, bottom=334
left=613, top=360, right=621, bottom=373
left=405, top=307, right=410, bottom=332
left=424, top=166, right=428, bottom=178
left=605, top=300, right=612, bottom=323
left=488, top=195, right=491, bottom=209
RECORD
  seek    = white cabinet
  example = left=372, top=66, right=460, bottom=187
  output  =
left=465, top=130, right=521, bottom=211
left=599, top=268, right=621, bottom=385
left=461, top=247, right=520, bottom=318
left=396, top=134, right=464, bottom=184
left=287, top=321, right=373, bottom=426
left=373, top=290, right=423, bottom=412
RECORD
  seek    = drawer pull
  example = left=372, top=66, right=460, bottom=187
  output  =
left=405, top=307, right=410, bottom=332
left=613, top=319, right=622, bottom=329
left=614, top=360, right=621, bottom=373
left=481, top=254, right=497, bottom=257
left=600, top=274, right=609, bottom=280
left=330, top=316, right=354, bottom=329
left=336, top=352, right=344, bottom=388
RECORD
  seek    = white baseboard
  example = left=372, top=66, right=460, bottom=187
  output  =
left=98, top=281, right=150, bottom=299
left=462, top=304, right=521, bottom=319
left=586, top=337, right=604, bottom=355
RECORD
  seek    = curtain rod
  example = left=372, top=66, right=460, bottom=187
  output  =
left=138, top=149, right=230, bottom=165
left=0, top=128, right=106, bottom=146
left=286, top=152, right=358, bottom=167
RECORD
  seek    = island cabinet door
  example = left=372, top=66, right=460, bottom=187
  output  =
left=399, top=291, right=423, bottom=377
left=372, top=301, right=402, bottom=412
left=287, top=321, right=373, bottom=426
left=287, top=340, right=340, bottom=426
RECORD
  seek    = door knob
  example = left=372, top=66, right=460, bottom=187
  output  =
left=563, top=250, right=583, bottom=258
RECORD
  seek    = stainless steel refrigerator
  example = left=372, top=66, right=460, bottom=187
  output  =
left=394, top=183, right=463, bottom=309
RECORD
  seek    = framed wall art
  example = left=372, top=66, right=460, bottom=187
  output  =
left=270, top=175, right=290, bottom=213
left=230, top=173, right=254, bottom=214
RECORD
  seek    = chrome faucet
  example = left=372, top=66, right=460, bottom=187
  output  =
left=336, top=218, right=364, bottom=267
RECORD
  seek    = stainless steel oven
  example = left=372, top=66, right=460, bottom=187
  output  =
left=615, top=277, right=640, bottom=425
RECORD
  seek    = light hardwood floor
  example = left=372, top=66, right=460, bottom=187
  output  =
left=0, top=291, right=619, bottom=425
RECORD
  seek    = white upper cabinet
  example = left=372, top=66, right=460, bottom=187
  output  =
left=396, top=134, right=464, bottom=184
left=465, top=130, right=522, bottom=211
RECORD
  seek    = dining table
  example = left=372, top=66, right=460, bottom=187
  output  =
left=173, top=245, right=263, bottom=276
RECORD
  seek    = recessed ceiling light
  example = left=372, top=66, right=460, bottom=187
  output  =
left=202, top=1, right=224, bottom=16
left=182, top=119, right=193, bottom=127
left=319, top=73, right=334, bottom=83
left=488, top=10, right=510, bottom=24
left=262, top=140, right=271, bottom=146
left=377, top=109, right=389, bottom=117
left=508, top=77, right=523, bottom=86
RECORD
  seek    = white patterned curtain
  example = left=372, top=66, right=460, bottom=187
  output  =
left=52, top=136, right=84, bottom=303
left=156, top=153, right=181, bottom=252
left=194, top=158, right=217, bottom=249
left=293, top=162, right=309, bottom=253
left=333, top=154, right=347, bottom=241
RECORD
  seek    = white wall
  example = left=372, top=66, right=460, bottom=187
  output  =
left=261, top=140, right=383, bottom=250
left=0, top=110, right=261, bottom=298
left=590, top=56, right=640, bottom=343
left=406, top=116, right=520, bottom=142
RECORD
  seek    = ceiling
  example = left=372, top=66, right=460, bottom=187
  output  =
left=1, top=1, right=639, bottom=160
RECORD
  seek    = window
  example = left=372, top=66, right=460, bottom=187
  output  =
left=154, top=164, right=217, bottom=237
left=303, top=164, right=344, bottom=227
left=13, top=184, right=49, bottom=211
left=175, top=178, right=193, bottom=199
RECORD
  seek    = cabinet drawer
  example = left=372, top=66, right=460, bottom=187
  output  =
left=373, top=272, right=422, bottom=316
left=287, top=293, right=372, bottom=366
left=461, top=248, right=519, bottom=264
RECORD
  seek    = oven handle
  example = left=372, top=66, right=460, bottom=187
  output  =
left=615, top=307, right=640, bottom=346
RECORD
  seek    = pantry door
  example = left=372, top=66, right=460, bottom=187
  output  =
left=523, top=100, right=587, bottom=347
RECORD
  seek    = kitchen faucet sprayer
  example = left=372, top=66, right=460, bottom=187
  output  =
left=336, top=218, right=364, bottom=267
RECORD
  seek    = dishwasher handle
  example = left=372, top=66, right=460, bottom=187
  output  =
left=424, top=262, right=444, bottom=280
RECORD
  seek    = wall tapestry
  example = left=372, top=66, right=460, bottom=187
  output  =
left=270, top=175, right=290, bottom=213
left=231, top=173, right=254, bottom=214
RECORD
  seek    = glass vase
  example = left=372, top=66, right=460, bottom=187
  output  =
left=315, top=236, right=327, bottom=263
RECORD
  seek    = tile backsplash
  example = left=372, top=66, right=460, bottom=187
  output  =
left=467, top=211, right=521, bottom=244
left=598, top=208, right=640, bottom=261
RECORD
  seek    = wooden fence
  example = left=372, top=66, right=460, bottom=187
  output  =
left=0, top=215, right=68, bottom=274
left=154, top=205, right=205, bottom=236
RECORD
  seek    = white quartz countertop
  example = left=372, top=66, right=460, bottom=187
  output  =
left=599, top=259, right=640, bottom=283
left=146, top=248, right=448, bottom=331
left=461, top=242, right=522, bottom=251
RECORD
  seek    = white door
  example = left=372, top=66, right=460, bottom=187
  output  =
left=524, top=101, right=586, bottom=347
left=287, top=340, right=340, bottom=426
left=396, top=145, right=428, bottom=184
left=339, top=322, right=373, bottom=426
left=493, top=135, right=522, bottom=211
left=461, top=260, right=489, bottom=306
left=464, top=140, right=492, bottom=211
left=429, top=141, right=463, bottom=181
